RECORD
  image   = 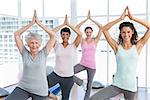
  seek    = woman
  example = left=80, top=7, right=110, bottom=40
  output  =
left=6, top=11, right=55, bottom=100
left=47, top=15, right=82, bottom=100
left=73, top=11, right=102, bottom=100
left=90, top=7, right=150, bottom=100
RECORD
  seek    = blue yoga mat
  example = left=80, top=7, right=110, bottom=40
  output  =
left=48, top=84, right=61, bottom=95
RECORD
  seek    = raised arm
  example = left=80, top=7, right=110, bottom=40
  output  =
left=127, top=7, right=150, bottom=53
left=51, top=23, right=65, bottom=33
left=35, top=11, right=56, bottom=53
left=65, top=15, right=82, bottom=47
left=102, top=7, right=127, bottom=53
left=14, top=12, right=35, bottom=54
left=89, top=11, right=102, bottom=45
left=51, top=15, right=66, bottom=33
left=75, top=11, right=90, bottom=45
left=75, top=17, right=88, bottom=29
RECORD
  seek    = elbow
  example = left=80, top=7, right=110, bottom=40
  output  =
left=14, top=32, right=19, bottom=36
left=102, top=26, right=107, bottom=32
left=75, top=26, right=80, bottom=29
left=50, top=34, right=55, bottom=39
left=50, top=31, right=55, bottom=36
left=78, top=32, right=83, bottom=36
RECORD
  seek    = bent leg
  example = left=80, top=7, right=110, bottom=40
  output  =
left=47, top=72, right=59, bottom=88
left=90, top=85, right=122, bottom=100
left=5, top=87, right=29, bottom=100
left=74, top=64, right=85, bottom=86
left=74, top=75, right=83, bottom=86
left=123, top=90, right=136, bottom=100
left=31, top=94, right=48, bottom=100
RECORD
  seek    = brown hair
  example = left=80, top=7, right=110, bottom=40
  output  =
left=118, top=22, right=138, bottom=45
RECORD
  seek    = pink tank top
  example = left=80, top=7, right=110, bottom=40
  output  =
left=80, top=40, right=96, bottom=69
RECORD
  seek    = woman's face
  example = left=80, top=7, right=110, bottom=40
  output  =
left=85, top=28, right=93, bottom=37
left=61, top=32, right=70, bottom=43
left=28, top=38, right=41, bottom=53
left=120, top=26, right=134, bottom=43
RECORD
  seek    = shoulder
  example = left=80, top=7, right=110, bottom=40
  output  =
left=135, top=42, right=143, bottom=55
left=70, top=43, right=77, bottom=48
left=22, top=46, right=28, bottom=54
left=40, top=47, right=49, bottom=56
left=54, top=41, right=60, bottom=48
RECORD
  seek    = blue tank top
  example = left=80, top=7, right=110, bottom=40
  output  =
left=113, top=45, right=138, bottom=92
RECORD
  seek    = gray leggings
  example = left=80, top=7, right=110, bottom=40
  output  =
left=90, top=85, right=136, bottom=100
left=5, top=87, right=48, bottom=100
left=74, top=64, right=96, bottom=100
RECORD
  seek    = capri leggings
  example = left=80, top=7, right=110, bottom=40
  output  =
left=5, top=87, right=48, bottom=100
left=90, top=85, right=136, bottom=100
left=74, top=64, right=96, bottom=100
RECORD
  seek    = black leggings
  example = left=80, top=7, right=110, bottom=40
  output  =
left=5, top=87, right=48, bottom=100
left=47, top=72, right=74, bottom=100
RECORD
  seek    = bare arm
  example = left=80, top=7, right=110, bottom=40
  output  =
left=90, top=17, right=103, bottom=46
left=51, top=15, right=68, bottom=33
left=127, top=7, right=150, bottom=53
left=68, top=24, right=82, bottom=47
left=75, top=18, right=88, bottom=29
left=14, top=12, right=35, bottom=54
left=35, top=11, right=56, bottom=53
left=75, top=12, right=90, bottom=45
left=65, top=15, right=82, bottom=47
left=103, top=7, right=127, bottom=53
left=75, top=10, right=90, bottom=29
left=51, top=24, right=65, bottom=33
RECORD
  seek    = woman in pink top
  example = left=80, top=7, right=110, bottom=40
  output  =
left=74, top=11, right=102, bottom=100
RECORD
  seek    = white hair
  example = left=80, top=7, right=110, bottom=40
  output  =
left=25, top=32, right=42, bottom=44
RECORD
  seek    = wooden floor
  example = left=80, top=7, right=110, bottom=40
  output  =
left=1, top=85, right=150, bottom=100
left=136, top=88, right=150, bottom=100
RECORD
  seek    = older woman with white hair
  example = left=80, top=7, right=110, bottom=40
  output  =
left=6, top=11, right=55, bottom=100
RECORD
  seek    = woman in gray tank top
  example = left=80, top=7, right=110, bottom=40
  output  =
left=6, top=11, right=55, bottom=100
